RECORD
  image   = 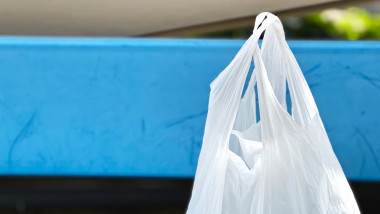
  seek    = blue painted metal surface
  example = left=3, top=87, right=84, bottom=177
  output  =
left=0, top=37, right=378, bottom=180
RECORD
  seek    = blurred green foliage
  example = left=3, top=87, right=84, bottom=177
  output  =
left=286, top=7, right=380, bottom=40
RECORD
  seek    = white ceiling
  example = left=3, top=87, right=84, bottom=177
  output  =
left=0, top=0, right=341, bottom=36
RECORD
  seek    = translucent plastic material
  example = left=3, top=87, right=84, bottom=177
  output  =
left=186, top=12, right=360, bottom=214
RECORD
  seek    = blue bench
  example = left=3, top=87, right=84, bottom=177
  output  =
left=0, top=37, right=379, bottom=180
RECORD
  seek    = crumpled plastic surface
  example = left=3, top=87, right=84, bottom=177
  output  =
left=187, top=12, right=360, bottom=214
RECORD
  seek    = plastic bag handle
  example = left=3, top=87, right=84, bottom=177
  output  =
left=250, top=13, right=281, bottom=52
left=252, top=13, right=319, bottom=130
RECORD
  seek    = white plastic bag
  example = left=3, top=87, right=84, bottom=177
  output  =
left=187, top=12, right=360, bottom=214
